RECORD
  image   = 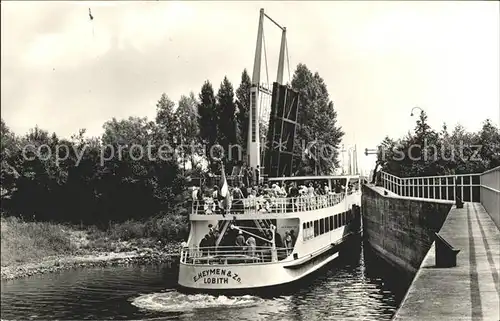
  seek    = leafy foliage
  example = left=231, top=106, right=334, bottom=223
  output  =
left=291, top=64, right=344, bottom=175
left=235, top=69, right=251, bottom=154
left=376, top=111, right=500, bottom=177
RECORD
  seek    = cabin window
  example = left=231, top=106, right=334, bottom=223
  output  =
left=320, top=219, right=325, bottom=234
left=325, top=217, right=330, bottom=232
left=335, top=214, right=339, bottom=229
left=343, top=212, right=347, bottom=225
left=314, top=220, right=319, bottom=237
left=330, top=216, right=334, bottom=230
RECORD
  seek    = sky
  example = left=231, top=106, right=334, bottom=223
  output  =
left=1, top=1, right=499, bottom=174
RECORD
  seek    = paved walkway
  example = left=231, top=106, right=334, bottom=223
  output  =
left=394, top=202, right=500, bottom=321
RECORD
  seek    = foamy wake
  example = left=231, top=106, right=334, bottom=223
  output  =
left=130, top=291, right=264, bottom=312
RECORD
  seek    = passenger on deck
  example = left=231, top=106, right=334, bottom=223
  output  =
left=232, top=186, right=244, bottom=214
left=243, top=164, right=250, bottom=187
left=284, top=231, right=293, bottom=254
left=290, top=230, right=296, bottom=246
left=275, top=230, right=283, bottom=248
left=240, top=183, right=248, bottom=198
left=235, top=230, right=246, bottom=251
left=212, top=186, right=219, bottom=201
left=191, top=186, right=199, bottom=212
left=248, top=167, right=254, bottom=186
left=199, top=234, right=210, bottom=256
left=307, top=183, right=315, bottom=196
left=192, top=186, right=199, bottom=200
left=245, top=236, right=256, bottom=257
left=279, top=183, right=288, bottom=197
left=286, top=182, right=297, bottom=210
left=207, top=229, right=216, bottom=254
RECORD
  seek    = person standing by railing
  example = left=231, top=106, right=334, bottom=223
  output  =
left=199, top=234, right=210, bottom=257
left=290, top=230, right=296, bottom=247
left=246, top=236, right=256, bottom=257
left=207, top=228, right=216, bottom=256
left=191, top=186, right=199, bottom=213
left=235, top=230, right=246, bottom=252
left=255, top=166, right=261, bottom=185
left=284, top=231, right=293, bottom=255
left=307, top=183, right=315, bottom=210
left=232, top=185, right=244, bottom=214
left=289, top=182, right=299, bottom=211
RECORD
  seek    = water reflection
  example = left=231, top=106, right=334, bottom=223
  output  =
left=1, top=241, right=409, bottom=320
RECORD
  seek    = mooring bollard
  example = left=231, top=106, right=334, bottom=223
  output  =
left=434, top=233, right=460, bottom=268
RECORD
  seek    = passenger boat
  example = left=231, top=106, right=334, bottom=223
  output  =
left=177, top=9, right=362, bottom=293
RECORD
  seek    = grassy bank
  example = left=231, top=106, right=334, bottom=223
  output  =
left=1, top=216, right=77, bottom=267
left=1, top=214, right=187, bottom=279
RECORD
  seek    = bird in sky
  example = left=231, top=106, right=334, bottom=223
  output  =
left=89, top=8, right=94, bottom=21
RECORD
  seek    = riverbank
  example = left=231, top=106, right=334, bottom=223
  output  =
left=1, top=216, right=183, bottom=281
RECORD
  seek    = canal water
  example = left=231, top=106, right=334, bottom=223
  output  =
left=1, top=241, right=410, bottom=320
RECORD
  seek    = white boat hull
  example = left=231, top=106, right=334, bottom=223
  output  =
left=178, top=247, right=340, bottom=290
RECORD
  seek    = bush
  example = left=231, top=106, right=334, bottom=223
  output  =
left=97, top=210, right=189, bottom=243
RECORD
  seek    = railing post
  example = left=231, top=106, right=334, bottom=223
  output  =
left=469, top=175, right=473, bottom=202
left=461, top=177, right=464, bottom=202
left=453, top=176, right=457, bottom=201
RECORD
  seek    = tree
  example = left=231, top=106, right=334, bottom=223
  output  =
left=215, top=77, right=240, bottom=169
left=376, top=113, right=498, bottom=178
left=176, top=92, right=200, bottom=170
left=197, top=81, right=218, bottom=147
left=216, top=76, right=238, bottom=163
left=478, top=119, right=500, bottom=169
left=155, top=93, right=178, bottom=146
left=291, top=64, right=344, bottom=175
left=100, top=116, right=182, bottom=222
left=0, top=119, right=20, bottom=202
left=235, top=69, right=251, bottom=154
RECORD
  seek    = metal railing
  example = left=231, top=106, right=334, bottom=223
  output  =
left=190, top=192, right=353, bottom=215
left=480, top=166, right=500, bottom=228
left=180, top=245, right=291, bottom=264
left=380, top=171, right=481, bottom=202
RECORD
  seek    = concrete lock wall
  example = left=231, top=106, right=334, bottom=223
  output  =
left=480, top=166, right=500, bottom=229
left=361, top=185, right=452, bottom=276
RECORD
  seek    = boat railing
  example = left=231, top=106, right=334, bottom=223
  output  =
left=180, top=245, right=291, bottom=264
left=190, top=192, right=356, bottom=215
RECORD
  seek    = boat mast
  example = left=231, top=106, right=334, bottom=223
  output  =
left=247, top=9, right=287, bottom=177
